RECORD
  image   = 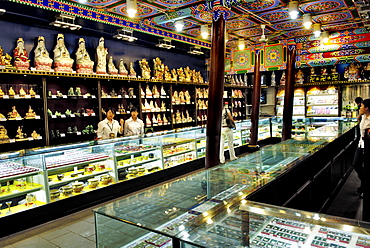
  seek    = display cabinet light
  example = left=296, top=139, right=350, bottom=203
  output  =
left=174, top=20, right=184, bottom=32
left=188, top=46, right=204, bottom=55
left=313, top=23, right=321, bottom=38
left=50, top=14, right=82, bottom=30
left=156, top=39, right=175, bottom=49
left=0, top=9, right=6, bottom=15
left=303, top=13, right=312, bottom=29
left=289, top=1, right=299, bottom=19
left=200, top=25, right=209, bottom=39
left=126, top=0, right=137, bottom=18
left=113, top=28, right=137, bottom=42
left=238, top=38, right=245, bottom=50
left=321, top=31, right=329, bottom=43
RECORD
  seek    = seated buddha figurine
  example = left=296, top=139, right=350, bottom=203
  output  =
left=171, top=69, right=178, bottom=81
left=8, top=106, right=21, bottom=119
left=25, top=105, right=37, bottom=119
left=177, top=68, right=185, bottom=82
left=34, top=36, right=53, bottom=71
left=53, top=34, right=74, bottom=72
left=129, top=62, right=136, bottom=78
left=179, top=91, right=185, bottom=104
left=13, top=38, right=30, bottom=70
left=184, top=66, right=192, bottom=82
left=107, top=56, right=118, bottom=75
left=0, top=125, right=9, bottom=142
left=164, top=65, right=171, bottom=81
left=29, top=87, right=36, bottom=96
left=118, top=59, right=128, bottom=76
left=176, top=110, right=182, bottom=123
left=172, top=91, right=179, bottom=104
left=0, top=86, right=4, bottom=96
left=8, top=87, right=15, bottom=96
left=75, top=38, right=94, bottom=74
left=0, top=46, right=12, bottom=67
left=184, top=90, right=191, bottom=104
left=31, top=130, right=40, bottom=139
left=19, top=87, right=26, bottom=97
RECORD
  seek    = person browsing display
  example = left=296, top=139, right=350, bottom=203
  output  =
left=97, top=108, right=124, bottom=139
left=220, top=102, right=238, bottom=164
left=124, top=107, right=144, bottom=136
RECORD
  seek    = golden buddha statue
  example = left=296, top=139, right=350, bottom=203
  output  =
left=8, top=106, right=21, bottom=119
left=8, top=87, right=15, bottom=96
left=0, top=125, right=9, bottom=143
left=31, top=130, right=40, bottom=139
left=15, top=126, right=26, bottom=140
left=19, top=87, right=26, bottom=96
left=29, top=87, right=36, bottom=96
left=25, top=105, right=37, bottom=119
left=0, top=86, right=4, bottom=96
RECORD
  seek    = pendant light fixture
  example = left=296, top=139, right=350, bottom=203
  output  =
left=322, top=31, right=329, bottom=43
left=313, top=23, right=321, bottom=38
left=201, top=25, right=209, bottom=39
left=174, top=20, right=185, bottom=32
left=238, top=38, right=245, bottom=50
left=126, top=0, right=137, bottom=18
left=303, top=13, right=312, bottom=29
left=289, top=1, right=299, bottom=19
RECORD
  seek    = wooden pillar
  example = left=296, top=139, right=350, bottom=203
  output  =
left=205, top=16, right=226, bottom=169
left=282, top=48, right=296, bottom=141
left=248, top=52, right=261, bottom=147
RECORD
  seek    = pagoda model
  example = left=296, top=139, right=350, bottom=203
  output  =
left=34, top=36, right=53, bottom=71
left=53, top=34, right=74, bottom=72
left=13, top=38, right=30, bottom=70
left=75, top=38, right=94, bottom=74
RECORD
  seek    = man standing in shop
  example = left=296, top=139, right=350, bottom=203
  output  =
left=97, top=107, right=124, bottom=139
left=124, top=107, right=144, bottom=136
left=220, top=102, right=238, bottom=164
left=353, top=98, right=370, bottom=197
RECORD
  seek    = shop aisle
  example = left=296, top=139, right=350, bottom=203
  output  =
left=325, top=169, right=363, bottom=220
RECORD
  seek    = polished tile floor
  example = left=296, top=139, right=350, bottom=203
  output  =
left=0, top=169, right=363, bottom=248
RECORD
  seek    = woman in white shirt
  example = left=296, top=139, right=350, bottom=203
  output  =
left=220, top=102, right=238, bottom=164
left=353, top=98, right=370, bottom=196
left=97, top=108, right=124, bottom=139
left=124, top=107, right=144, bottom=136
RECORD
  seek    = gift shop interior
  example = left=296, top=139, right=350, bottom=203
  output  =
left=2, top=0, right=370, bottom=247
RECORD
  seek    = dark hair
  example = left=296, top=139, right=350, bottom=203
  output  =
left=355, top=97, right=363, bottom=105
left=362, top=99, right=370, bottom=109
left=105, top=107, right=116, bottom=114
left=131, top=107, right=138, bottom=113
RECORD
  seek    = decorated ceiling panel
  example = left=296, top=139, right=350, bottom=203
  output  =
left=11, top=0, right=368, bottom=50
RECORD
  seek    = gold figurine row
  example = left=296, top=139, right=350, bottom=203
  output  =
left=0, top=35, right=205, bottom=83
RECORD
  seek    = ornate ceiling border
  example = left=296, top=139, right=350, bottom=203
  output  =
left=10, top=0, right=211, bottom=48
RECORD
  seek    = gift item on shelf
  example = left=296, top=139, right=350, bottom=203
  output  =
left=82, top=125, right=95, bottom=135
left=15, top=126, right=27, bottom=141
left=280, top=71, right=286, bottom=85
left=164, top=65, right=171, bottom=81
left=153, top=57, right=164, bottom=80
left=171, top=68, right=178, bottom=81
left=129, top=62, right=136, bottom=78
left=118, top=59, right=128, bottom=76
left=140, top=87, right=145, bottom=98
left=161, top=101, right=166, bottom=111
left=75, top=87, right=82, bottom=96
left=107, top=56, right=118, bottom=75
left=19, top=87, right=26, bottom=97
left=109, top=88, right=117, bottom=98
left=152, top=85, right=160, bottom=98
left=177, top=67, right=185, bottom=82
left=172, top=91, right=179, bottom=104
left=145, top=85, right=152, bottom=98
left=184, top=90, right=191, bottom=104
left=75, top=38, right=94, bottom=74
left=154, top=101, right=160, bottom=112
left=157, top=114, right=163, bottom=125
left=31, top=130, right=40, bottom=139
left=0, top=86, right=4, bottom=96
left=0, top=46, right=13, bottom=68
left=152, top=115, right=158, bottom=126
left=13, top=38, right=30, bottom=70
left=8, top=87, right=15, bottom=96
left=67, top=87, right=75, bottom=96
left=34, top=36, right=53, bottom=71
left=0, top=125, right=9, bottom=143
left=101, top=88, right=108, bottom=98
left=144, top=99, right=151, bottom=111
left=295, top=69, right=304, bottom=84
left=149, top=101, right=155, bottom=111
left=179, top=91, right=185, bottom=104
left=184, top=66, right=192, bottom=82
left=163, top=115, right=168, bottom=125
left=175, top=110, right=181, bottom=124
left=146, top=115, right=152, bottom=127
left=24, top=105, right=37, bottom=119
left=139, top=58, right=151, bottom=79
left=96, top=37, right=108, bottom=74
left=7, top=106, right=21, bottom=120
left=28, top=87, right=36, bottom=96
left=118, top=104, right=125, bottom=114
left=53, top=34, right=74, bottom=73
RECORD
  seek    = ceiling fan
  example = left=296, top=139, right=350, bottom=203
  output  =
left=259, top=24, right=269, bottom=43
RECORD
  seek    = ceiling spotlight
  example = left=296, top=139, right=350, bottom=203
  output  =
left=201, top=25, right=209, bottom=39
left=156, top=39, right=175, bottom=49
left=174, top=20, right=185, bottom=32
left=303, top=13, right=312, bottom=29
left=322, top=31, right=329, bottom=43
left=127, top=0, right=137, bottom=18
left=113, top=28, right=137, bottom=42
left=49, top=14, right=82, bottom=30
left=238, top=38, right=245, bottom=50
left=0, top=9, right=6, bottom=15
left=188, top=46, right=204, bottom=55
left=289, top=1, right=299, bottom=19
left=313, top=23, right=321, bottom=38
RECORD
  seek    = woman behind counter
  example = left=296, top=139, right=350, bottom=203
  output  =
left=124, top=107, right=144, bottom=136
left=97, top=108, right=124, bottom=139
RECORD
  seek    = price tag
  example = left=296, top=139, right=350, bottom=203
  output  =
left=83, top=95, right=88, bottom=99
left=35, top=116, right=41, bottom=119
left=92, top=95, right=96, bottom=99
left=60, top=133, right=65, bottom=137
left=3, top=95, right=9, bottom=99
left=15, top=117, right=22, bottom=121
left=51, top=115, right=57, bottom=118
left=38, top=136, right=43, bottom=140
left=107, top=95, right=111, bottom=98
left=10, top=139, right=15, bottom=143
left=60, top=114, right=66, bottom=118
left=35, top=95, right=40, bottom=99
left=116, top=111, right=120, bottom=115
left=91, top=113, right=96, bottom=116
left=28, top=137, right=33, bottom=141
left=118, top=95, right=122, bottom=98
left=51, top=95, right=57, bottom=99
left=25, top=95, right=31, bottom=99
left=125, top=95, right=129, bottom=98
left=14, top=95, right=20, bottom=99
left=76, top=131, right=82, bottom=135
left=0, top=118, right=6, bottom=121
left=147, top=96, right=152, bottom=98
left=0, top=65, right=5, bottom=69
left=83, top=113, right=89, bottom=117
left=133, top=95, right=137, bottom=98
left=70, top=114, right=75, bottom=118
left=63, top=95, right=68, bottom=99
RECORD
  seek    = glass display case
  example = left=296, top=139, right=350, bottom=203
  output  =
left=306, top=86, right=339, bottom=117
left=258, top=118, right=271, bottom=140
left=276, top=88, right=306, bottom=117
left=94, top=123, right=364, bottom=248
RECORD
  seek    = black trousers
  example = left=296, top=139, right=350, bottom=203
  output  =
left=353, top=147, right=364, bottom=187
